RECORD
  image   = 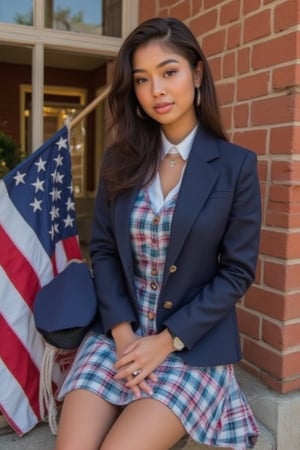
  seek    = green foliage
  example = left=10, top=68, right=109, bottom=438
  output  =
left=14, top=11, right=33, bottom=25
left=0, top=131, right=20, bottom=178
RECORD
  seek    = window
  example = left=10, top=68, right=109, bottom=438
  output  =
left=0, top=0, right=33, bottom=25
left=45, top=0, right=122, bottom=37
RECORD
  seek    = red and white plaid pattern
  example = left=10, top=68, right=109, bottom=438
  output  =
left=58, top=189, right=258, bottom=449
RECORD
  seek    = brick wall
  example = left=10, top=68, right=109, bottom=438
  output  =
left=139, top=0, right=300, bottom=394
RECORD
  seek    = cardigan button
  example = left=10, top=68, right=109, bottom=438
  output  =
left=169, top=265, right=177, bottom=273
left=152, top=215, right=160, bottom=225
left=147, top=311, right=155, bottom=320
left=150, top=282, right=158, bottom=291
left=151, top=267, right=158, bottom=276
left=163, top=300, right=173, bottom=309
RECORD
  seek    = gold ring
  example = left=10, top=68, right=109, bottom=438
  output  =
left=132, top=369, right=142, bottom=377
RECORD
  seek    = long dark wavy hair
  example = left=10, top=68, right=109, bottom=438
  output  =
left=102, top=17, right=227, bottom=199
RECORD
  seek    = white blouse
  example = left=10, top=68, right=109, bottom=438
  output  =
left=147, top=126, right=198, bottom=214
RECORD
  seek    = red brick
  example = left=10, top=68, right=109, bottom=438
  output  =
left=257, top=160, right=268, bottom=182
left=223, top=52, right=235, bottom=78
left=243, top=339, right=282, bottom=377
left=282, top=351, right=300, bottom=377
left=190, top=10, right=218, bottom=36
left=274, top=0, right=299, bottom=32
left=192, top=0, right=203, bottom=16
left=267, top=209, right=300, bottom=228
left=159, top=0, right=178, bottom=6
left=270, top=125, right=300, bottom=155
left=227, top=23, right=241, bottom=50
left=251, top=95, right=295, bottom=126
left=244, top=10, right=271, bottom=43
left=284, top=322, right=300, bottom=348
left=216, top=82, right=235, bottom=104
left=252, top=33, right=298, bottom=69
left=254, top=257, right=262, bottom=284
left=261, top=371, right=300, bottom=394
left=272, top=65, right=299, bottom=91
left=262, top=320, right=284, bottom=350
left=245, top=287, right=284, bottom=320
left=220, top=105, right=232, bottom=131
left=269, top=185, right=300, bottom=203
left=139, top=0, right=157, bottom=21
left=246, top=288, right=300, bottom=321
left=208, top=56, right=222, bottom=81
left=203, top=29, right=226, bottom=56
left=204, top=0, right=224, bottom=7
left=237, top=47, right=250, bottom=74
left=242, top=0, right=260, bottom=14
left=272, top=160, right=300, bottom=183
left=260, top=229, right=300, bottom=259
left=220, top=0, right=240, bottom=25
left=247, top=341, right=300, bottom=379
left=233, top=129, right=267, bottom=155
left=170, top=0, right=191, bottom=20
left=264, top=261, right=300, bottom=291
left=237, top=72, right=269, bottom=101
left=233, top=103, right=249, bottom=128
left=237, top=307, right=260, bottom=339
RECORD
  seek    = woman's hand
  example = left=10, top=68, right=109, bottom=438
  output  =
left=114, top=329, right=174, bottom=392
left=111, top=322, right=158, bottom=398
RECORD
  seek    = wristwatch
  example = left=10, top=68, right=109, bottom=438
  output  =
left=168, top=329, right=185, bottom=351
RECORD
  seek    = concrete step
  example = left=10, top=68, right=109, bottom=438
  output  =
left=0, top=418, right=275, bottom=449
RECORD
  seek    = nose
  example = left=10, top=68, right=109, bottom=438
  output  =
left=152, top=78, right=166, bottom=97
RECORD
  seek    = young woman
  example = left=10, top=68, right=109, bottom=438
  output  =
left=56, top=17, right=261, bottom=450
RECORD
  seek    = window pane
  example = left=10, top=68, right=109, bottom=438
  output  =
left=45, top=0, right=122, bottom=37
left=0, top=0, right=33, bottom=25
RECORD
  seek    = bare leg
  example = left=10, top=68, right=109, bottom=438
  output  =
left=55, top=389, right=121, bottom=450
left=100, top=398, right=186, bottom=450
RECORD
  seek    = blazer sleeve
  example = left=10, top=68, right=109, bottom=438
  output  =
left=163, top=150, right=262, bottom=349
left=89, top=179, right=138, bottom=334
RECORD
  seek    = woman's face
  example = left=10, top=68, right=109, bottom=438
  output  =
left=132, top=40, right=202, bottom=143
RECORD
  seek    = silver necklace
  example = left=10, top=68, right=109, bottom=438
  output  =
left=167, top=146, right=180, bottom=167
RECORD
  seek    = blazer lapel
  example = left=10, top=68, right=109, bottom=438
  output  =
left=163, top=128, right=220, bottom=281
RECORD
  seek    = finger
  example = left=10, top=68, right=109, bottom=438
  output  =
left=129, top=383, right=142, bottom=399
left=127, top=378, right=153, bottom=396
left=148, top=372, right=158, bottom=382
left=114, top=353, right=135, bottom=370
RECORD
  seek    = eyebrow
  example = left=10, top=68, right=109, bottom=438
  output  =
left=132, top=58, right=180, bottom=74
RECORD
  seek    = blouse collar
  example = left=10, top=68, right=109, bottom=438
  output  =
left=161, top=125, right=198, bottom=160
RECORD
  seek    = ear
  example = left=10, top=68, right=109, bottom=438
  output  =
left=194, top=61, right=203, bottom=88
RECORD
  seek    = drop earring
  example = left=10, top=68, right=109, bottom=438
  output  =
left=136, top=105, right=147, bottom=119
left=195, top=87, right=201, bottom=107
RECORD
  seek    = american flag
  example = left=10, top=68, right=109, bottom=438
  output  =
left=0, top=127, right=82, bottom=435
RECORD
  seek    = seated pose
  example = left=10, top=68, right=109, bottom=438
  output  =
left=55, top=16, right=261, bottom=450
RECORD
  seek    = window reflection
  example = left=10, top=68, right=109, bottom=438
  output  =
left=0, top=0, right=33, bottom=25
left=46, top=0, right=122, bottom=37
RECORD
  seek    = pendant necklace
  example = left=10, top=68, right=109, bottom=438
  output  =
left=167, top=146, right=180, bottom=168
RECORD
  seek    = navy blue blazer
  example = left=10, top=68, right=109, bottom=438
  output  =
left=90, top=126, right=261, bottom=366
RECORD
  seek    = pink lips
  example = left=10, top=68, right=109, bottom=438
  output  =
left=154, top=102, right=173, bottom=114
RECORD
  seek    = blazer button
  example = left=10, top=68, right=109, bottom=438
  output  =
left=147, top=311, right=155, bottom=320
left=169, top=265, right=177, bottom=273
left=150, top=281, right=158, bottom=290
left=163, top=300, right=173, bottom=309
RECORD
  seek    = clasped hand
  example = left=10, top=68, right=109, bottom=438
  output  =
left=114, top=332, right=173, bottom=398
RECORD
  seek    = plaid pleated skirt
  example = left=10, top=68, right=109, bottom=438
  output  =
left=57, top=189, right=259, bottom=449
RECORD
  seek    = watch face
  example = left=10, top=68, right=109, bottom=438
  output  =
left=174, top=336, right=185, bottom=351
